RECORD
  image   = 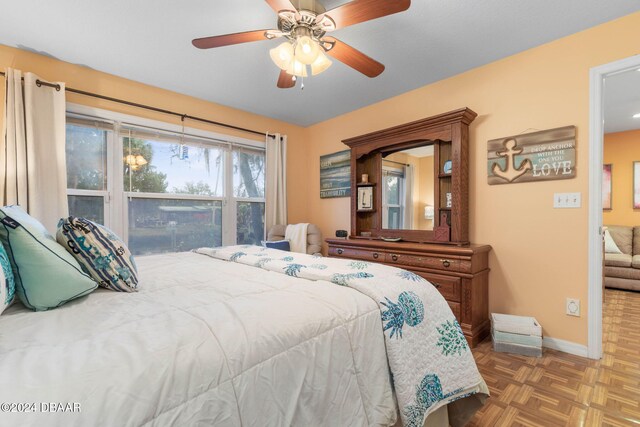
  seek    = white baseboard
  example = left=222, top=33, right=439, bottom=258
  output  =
left=542, top=337, right=588, bottom=357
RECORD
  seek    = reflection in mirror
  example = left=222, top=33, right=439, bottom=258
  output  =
left=382, top=145, right=434, bottom=231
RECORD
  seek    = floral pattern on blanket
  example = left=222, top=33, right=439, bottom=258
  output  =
left=195, top=245, right=488, bottom=425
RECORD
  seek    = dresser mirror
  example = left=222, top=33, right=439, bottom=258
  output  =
left=381, top=144, right=435, bottom=231
left=343, top=108, right=476, bottom=244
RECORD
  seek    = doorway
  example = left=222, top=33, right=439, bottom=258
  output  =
left=588, top=54, right=640, bottom=359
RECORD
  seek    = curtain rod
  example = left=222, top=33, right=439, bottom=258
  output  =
left=0, top=71, right=272, bottom=138
left=383, top=159, right=410, bottom=167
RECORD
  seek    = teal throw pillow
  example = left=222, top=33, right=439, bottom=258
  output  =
left=0, top=205, right=97, bottom=311
left=0, top=244, right=15, bottom=314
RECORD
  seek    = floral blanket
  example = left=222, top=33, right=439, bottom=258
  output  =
left=195, top=245, right=488, bottom=426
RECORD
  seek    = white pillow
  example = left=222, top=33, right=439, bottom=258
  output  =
left=604, top=230, right=622, bottom=254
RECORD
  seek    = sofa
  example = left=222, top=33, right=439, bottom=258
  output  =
left=604, top=225, right=640, bottom=291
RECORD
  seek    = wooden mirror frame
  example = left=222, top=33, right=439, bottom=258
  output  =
left=343, top=108, right=477, bottom=244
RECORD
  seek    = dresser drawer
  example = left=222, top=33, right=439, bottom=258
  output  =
left=328, top=246, right=384, bottom=262
left=325, top=238, right=490, bottom=349
left=418, top=272, right=461, bottom=302
left=448, top=301, right=461, bottom=321
left=385, top=252, right=460, bottom=272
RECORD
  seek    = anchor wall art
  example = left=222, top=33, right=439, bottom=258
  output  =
left=487, top=126, right=576, bottom=185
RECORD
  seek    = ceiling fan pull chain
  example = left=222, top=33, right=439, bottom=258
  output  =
left=301, top=75, right=304, bottom=90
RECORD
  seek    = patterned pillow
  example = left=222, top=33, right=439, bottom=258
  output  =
left=0, top=205, right=97, bottom=311
left=56, top=217, right=139, bottom=292
left=0, top=244, right=15, bottom=314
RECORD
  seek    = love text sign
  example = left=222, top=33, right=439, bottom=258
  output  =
left=487, top=126, right=576, bottom=185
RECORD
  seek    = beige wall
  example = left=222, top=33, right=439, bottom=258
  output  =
left=0, top=44, right=309, bottom=223
left=294, top=12, right=640, bottom=345
left=603, top=129, right=640, bottom=226
left=417, top=155, right=435, bottom=230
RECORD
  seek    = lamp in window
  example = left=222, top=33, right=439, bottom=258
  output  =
left=424, top=204, right=434, bottom=220
left=124, top=154, right=148, bottom=171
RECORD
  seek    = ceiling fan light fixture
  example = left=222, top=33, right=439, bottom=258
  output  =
left=286, top=58, right=308, bottom=77
left=269, top=42, right=294, bottom=70
left=310, top=50, right=332, bottom=75
left=294, top=35, right=320, bottom=65
left=192, top=0, right=411, bottom=88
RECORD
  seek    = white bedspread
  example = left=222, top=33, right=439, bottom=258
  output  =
left=0, top=252, right=396, bottom=427
left=197, top=245, right=489, bottom=427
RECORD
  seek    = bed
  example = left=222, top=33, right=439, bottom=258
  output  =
left=0, top=246, right=487, bottom=426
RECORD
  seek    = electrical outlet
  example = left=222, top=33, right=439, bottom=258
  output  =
left=554, top=192, right=581, bottom=208
left=566, top=298, right=580, bottom=316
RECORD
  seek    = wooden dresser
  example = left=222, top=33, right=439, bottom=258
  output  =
left=326, top=238, right=491, bottom=348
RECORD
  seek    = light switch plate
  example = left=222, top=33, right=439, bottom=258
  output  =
left=554, top=192, right=581, bottom=208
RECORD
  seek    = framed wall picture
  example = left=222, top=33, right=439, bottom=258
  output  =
left=320, top=150, right=351, bottom=198
left=357, top=185, right=374, bottom=211
left=634, top=162, right=640, bottom=209
left=603, top=164, right=612, bottom=210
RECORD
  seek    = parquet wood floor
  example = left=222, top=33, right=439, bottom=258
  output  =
left=468, top=289, right=640, bottom=427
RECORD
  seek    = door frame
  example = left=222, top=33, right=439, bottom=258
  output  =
left=588, top=54, right=640, bottom=359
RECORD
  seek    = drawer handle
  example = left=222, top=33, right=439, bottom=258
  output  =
left=440, top=259, right=451, bottom=268
left=432, top=283, right=441, bottom=289
left=391, top=254, right=398, bottom=261
left=337, top=248, right=343, bottom=255
left=373, top=252, right=379, bottom=259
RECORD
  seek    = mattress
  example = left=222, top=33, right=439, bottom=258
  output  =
left=0, top=252, right=396, bottom=426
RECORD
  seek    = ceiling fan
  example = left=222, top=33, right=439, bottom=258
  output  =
left=192, top=0, right=411, bottom=88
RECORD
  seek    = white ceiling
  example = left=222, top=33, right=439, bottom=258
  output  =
left=604, top=68, right=640, bottom=133
left=0, top=1, right=639, bottom=127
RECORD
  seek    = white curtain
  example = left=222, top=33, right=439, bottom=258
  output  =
left=403, top=164, right=414, bottom=229
left=1, top=68, right=67, bottom=233
left=265, top=133, right=287, bottom=235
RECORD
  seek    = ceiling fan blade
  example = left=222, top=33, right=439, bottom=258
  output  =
left=319, top=0, right=410, bottom=30
left=323, top=37, right=385, bottom=78
left=192, top=30, right=273, bottom=49
left=277, top=70, right=296, bottom=89
left=264, top=0, right=298, bottom=13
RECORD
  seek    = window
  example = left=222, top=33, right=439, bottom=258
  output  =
left=65, top=113, right=265, bottom=255
left=65, top=120, right=112, bottom=226
left=122, top=129, right=227, bottom=255
left=127, top=198, right=222, bottom=254
left=233, top=150, right=265, bottom=246
left=382, top=167, right=404, bottom=229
